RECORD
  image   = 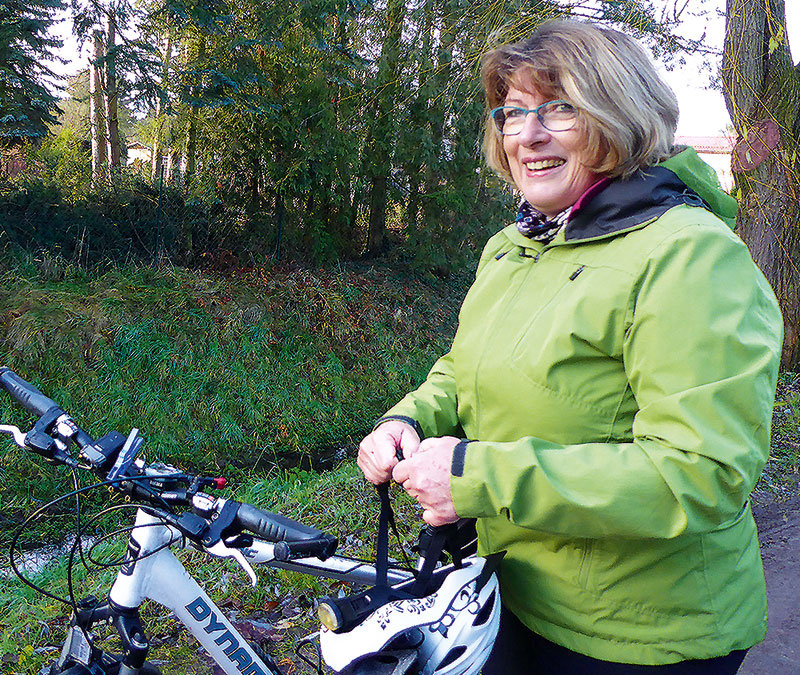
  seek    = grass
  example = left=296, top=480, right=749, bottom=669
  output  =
left=0, top=256, right=458, bottom=674
left=760, top=370, right=800, bottom=496
left=0, top=256, right=466, bottom=550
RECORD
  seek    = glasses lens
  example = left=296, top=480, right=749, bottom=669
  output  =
left=493, top=107, right=527, bottom=135
left=540, top=101, right=576, bottom=131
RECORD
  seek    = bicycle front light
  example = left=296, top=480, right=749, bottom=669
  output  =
left=317, top=587, right=392, bottom=633
left=317, top=599, right=343, bottom=631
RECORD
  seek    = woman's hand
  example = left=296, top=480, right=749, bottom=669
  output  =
left=393, top=436, right=460, bottom=526
left=357, top=420, right=421, bottom=485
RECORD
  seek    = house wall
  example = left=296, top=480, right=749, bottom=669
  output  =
left=127, top=146, right=152, bottom=165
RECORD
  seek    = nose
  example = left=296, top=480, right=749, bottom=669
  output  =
left=516, top=112, right=550, bottom=145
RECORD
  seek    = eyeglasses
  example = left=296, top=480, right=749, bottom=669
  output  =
left=490, top=100, right=577, bottom=135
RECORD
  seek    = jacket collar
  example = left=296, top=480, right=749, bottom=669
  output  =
left=564, top=166, right=703, bottom=242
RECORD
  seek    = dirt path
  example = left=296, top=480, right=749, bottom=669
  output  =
left=740, top=496, right=800, bottom=673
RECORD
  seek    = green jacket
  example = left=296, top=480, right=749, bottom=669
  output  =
left=383, top=149, right=783, bottom=664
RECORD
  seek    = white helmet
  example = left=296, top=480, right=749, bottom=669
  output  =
left=320, top=556, right=501, bottom=675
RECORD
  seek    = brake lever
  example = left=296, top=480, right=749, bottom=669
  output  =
left=205, top=539, right=258, bottom=587
left=0, top=424, right=27, bottom=447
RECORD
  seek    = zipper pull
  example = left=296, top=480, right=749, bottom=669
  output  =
left=569, top=265, right=585, bottom=281
left=519, top=249, right=540, bottom=261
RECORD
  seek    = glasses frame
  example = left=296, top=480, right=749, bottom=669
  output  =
left=490, top=100, right=577, bottom=135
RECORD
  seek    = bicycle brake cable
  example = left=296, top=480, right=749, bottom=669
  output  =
left=9, top=474, right=180, bottom=606
left=295, top=632, right=324, bottom=675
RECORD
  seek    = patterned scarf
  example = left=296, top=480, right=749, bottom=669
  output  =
left=515, top=199, right=571, bottom=243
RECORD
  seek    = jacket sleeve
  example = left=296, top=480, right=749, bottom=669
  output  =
left=380, top=235, right=509, bottom=439
left=450, top=222, right=783, bottom=539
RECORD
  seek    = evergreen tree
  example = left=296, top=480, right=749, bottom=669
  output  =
left=0, top=0, right=65, bottom=145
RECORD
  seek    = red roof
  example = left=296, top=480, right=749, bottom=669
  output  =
left=675, top=135, right=735, bottom=154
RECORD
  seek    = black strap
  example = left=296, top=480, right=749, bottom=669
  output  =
left=375, top=482, right=391, bottom=588
left=409, top=526, right=448, bottom=597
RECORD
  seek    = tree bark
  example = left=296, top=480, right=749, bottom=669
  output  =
left=152, top=30, right=173, bottom=184
left=89, top=29, right=108, bottom=185
left=364, top=0, right=407, bottom=256
left=403, top=0, right=435, bottom=238
left=421, top=0, right=456, bottom=224
left=182, top=38, right=205, bottom=190
left=103, top=15, right=121, bottom=170
left=722, top=0, right=800, bottom=370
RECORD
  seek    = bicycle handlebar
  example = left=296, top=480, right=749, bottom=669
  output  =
left=0, top=368, right=339, bottom=559
left=0, top=368, right=60, bottom=416
left=235, top=503, right=337, bottom=559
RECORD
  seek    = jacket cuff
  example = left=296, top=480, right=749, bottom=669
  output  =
left=373, top=415, right=424, bottom=439
left=451, top=439, right=472, bottom=477
left=450, top=440, right=502, bottom=519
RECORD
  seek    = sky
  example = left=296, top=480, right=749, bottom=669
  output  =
left=47, top=1, right=800, bottom=137
left=664, top=1, right=800, bottom=136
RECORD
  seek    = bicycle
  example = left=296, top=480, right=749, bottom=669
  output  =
left=0, top=368, right=435, bottom=675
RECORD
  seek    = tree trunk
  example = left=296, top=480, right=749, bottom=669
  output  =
left=331, top=13, right=356, bottom=257
left=421, top=0, right=456, bottom=224
left=722, top=0, right=800, bottom=370
left=364, top=0, right=407, bottom=256
left=183, top=110, right=198, bottom=187
left=166, top=147, right=179, bottom=185
left=404, top=0, right=434, bottom=238
left=104, top=16, right=121, bottom=170
left=152, top=30, right=173, bottom=184
left=182, top=38, right=205, bottom=190
left=89, top=29, right=108, bottom=185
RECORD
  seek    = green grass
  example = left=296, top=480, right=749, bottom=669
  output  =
left=0, top=257, right=458, bottom=673
left=0, top=257, right=465, bottom=549
left=761, top=370, right=800, bottom=495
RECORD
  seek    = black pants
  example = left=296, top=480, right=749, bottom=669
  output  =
left=483, top=606, right=748, bottom=675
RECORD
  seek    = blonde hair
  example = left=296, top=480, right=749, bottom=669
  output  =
left=482, top=20, right=678, bottom=181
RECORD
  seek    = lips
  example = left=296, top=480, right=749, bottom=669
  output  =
left=524, top=157, right=566, bottom=171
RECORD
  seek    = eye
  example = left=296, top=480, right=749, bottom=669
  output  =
left=550, top=102, right=575, bottom=115
left=503, top=107, right=526, bottom=120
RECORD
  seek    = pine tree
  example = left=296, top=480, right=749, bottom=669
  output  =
left=0, top=0, right=64, bottom=145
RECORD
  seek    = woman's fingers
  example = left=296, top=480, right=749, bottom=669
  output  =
left=357, top=420, right=420, bottom=484
left=393, top=436, right=460, bottom=525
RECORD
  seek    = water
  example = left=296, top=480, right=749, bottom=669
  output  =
left=2, top=534, right=100, bottom=578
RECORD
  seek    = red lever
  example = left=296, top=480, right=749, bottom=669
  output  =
left=212, top=477, right=227, bottom=489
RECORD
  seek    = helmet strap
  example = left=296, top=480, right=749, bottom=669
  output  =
left=375, top=482, right=395, bottom=588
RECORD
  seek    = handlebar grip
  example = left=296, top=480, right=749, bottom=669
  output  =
left=235, top=503, right=336, bottom=547
left=0, top=368, right=60, bottom=416
left=274, top=537, right=338, bottom=561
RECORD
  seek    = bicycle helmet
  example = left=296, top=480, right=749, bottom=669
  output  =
left=320, top=555, right=501, bottom=675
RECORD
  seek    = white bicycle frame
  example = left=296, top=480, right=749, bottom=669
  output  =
left=101, top=506, right=411, bottom=675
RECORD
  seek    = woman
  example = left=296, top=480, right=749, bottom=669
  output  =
left=358, top=20, right=782, bottom=674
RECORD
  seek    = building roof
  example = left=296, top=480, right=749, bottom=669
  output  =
left=675, top=135, right=735, bottom=154
left=127, top=141, right=151, bottom=150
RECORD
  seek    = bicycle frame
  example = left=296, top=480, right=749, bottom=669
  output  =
left=89, top=508, right=411, bottom=675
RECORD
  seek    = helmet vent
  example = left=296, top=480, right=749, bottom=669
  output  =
left=472, top=591, right=496, bottom=626
left=437, top=645, right=467, bottom=670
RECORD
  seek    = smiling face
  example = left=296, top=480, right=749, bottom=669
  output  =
left=502, top=82, right=601, bottom=217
